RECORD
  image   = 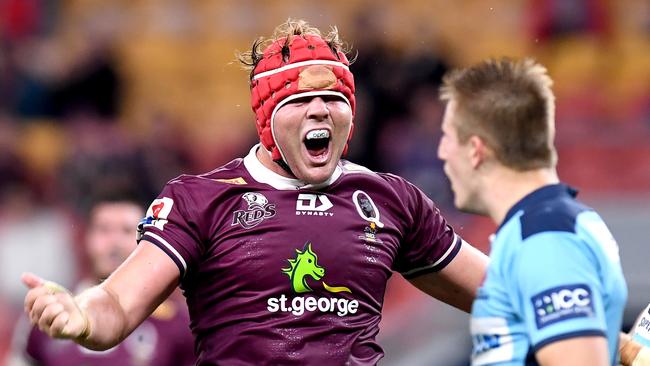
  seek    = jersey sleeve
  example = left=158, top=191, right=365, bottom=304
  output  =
left=138, top=178, right=203, bottom=279
left=392, top=178, right=462, bottom=278
left=511, top=232, right=607, bottom=352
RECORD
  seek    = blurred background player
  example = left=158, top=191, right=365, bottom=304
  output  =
left=437, top=58, right=627, bottom=365
left=10, top=193, right=195, bottom=366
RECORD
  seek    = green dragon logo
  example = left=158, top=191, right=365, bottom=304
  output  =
left=282, top=242, right=351, bottom=294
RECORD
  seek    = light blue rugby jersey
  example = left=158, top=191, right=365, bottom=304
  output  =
left=470, top=184, right=627, bottom=366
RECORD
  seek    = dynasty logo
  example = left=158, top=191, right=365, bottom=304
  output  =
left=231, top=192, right=276, bottom=229
left=295, top=193, right=334, bottom=217
left=267, top=243, right=359, bottom=317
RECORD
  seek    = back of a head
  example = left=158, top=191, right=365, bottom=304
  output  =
left=440, top=58, right=557, bottom=171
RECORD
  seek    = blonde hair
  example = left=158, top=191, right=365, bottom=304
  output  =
left=440, top=58, right=557, bottom=170
left=237, top=19, right=352, bottom=82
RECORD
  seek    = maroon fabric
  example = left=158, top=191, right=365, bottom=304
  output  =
left=140, top=155, right=461, bottom=365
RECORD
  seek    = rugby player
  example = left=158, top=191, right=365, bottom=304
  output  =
left=22, top=19, right=487, bottom=365
left=437, top=57, right=638, bottom=365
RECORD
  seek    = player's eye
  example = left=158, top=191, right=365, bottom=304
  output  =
left=286, top=96, right=311, bottom=105
left=321, top=95, right=345, bottom=104
left=308, top=259, right=312, bottom=263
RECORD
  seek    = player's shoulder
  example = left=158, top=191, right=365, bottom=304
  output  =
left=338, top=160, right=424, bottom=204
left=165, top=158, right=251, bottom=189
left=519, top=192, right=592, bottom=241
left=153, top=159, right=257, bottom=210
left=339, top=160, right=412, bottom=186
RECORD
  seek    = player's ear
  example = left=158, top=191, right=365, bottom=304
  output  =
left=468, top=135, right=489, bottom=169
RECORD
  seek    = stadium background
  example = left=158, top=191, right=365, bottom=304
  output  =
left=0, top=0, right=648, bottom=364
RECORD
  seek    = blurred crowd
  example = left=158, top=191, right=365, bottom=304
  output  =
left=0, top=0, right=649, bottom=364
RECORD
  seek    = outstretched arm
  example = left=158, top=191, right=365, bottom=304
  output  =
left=408, top=242, right=488, bottom=312
left=23, top=241, right=180, bottom=350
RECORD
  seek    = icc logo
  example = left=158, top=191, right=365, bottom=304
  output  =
left=231, top=192, right=276, bottom=229
left=535, top=287, right=591, bottom=317
left=532, top=284, right=594, bottom=329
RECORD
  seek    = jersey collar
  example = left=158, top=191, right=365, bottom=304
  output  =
left=243, top=144, right=342, bottom=190
left=498, top=183, right=578, bottom=232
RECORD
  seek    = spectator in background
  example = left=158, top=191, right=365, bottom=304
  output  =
left=347, top=10, right=450, bottom=173
left=10, top=193, right=195, bottom=366
left=528, top=0, right=610, bottom=41
left=57, top=119, right=155, bottom=215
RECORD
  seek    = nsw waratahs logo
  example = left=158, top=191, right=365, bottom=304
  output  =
left=231, top=192, right=276, bottom=229
left=267, top=242, right=359, bottom=317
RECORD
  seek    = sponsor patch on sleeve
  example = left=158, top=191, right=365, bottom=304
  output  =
left=531, top=284, right=595, bottom=329
left=144, top=197, right=174, bottom=230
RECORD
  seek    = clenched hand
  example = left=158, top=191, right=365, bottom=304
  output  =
left=22, top=272, right=90, bottom=340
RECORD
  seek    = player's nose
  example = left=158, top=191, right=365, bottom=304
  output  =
left=306, top=97, right=330, bottom=121
left=437, top=139, right=447, bottom=160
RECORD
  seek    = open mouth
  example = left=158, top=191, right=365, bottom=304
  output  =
left=304, top=129, right=331, bottom=157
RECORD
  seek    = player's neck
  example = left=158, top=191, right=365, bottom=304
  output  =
left=255, top=145, right=296, bottom=179
left=484, top=167, right=559, bottom=226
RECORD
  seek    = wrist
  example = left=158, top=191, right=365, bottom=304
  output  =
left=633, top=347, right=650, bottom=366
left=75, top=311, right=91, bottom=341
left=73, top=297, right=92, bottom=343
left=621, top=336, right=643, bottom=366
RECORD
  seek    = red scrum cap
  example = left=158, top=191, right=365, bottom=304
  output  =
left=250, top=34, right=356, bottom=162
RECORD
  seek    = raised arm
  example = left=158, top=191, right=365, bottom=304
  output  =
left=408, top=242, right=488, bottom=312
left=23, top=240, right=180, bottom=350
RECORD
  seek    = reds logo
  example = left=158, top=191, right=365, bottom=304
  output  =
left=231, top=192, right=276, bottom=229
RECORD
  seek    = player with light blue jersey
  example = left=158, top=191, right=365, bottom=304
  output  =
left=437, top=58, right=630, bottom=365
left=471, top=184, right=626, bottom=365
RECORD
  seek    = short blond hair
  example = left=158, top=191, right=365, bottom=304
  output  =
left=440, top=58, right=557, bottom=170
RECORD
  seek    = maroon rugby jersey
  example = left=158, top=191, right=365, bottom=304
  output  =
left=23, top=297, right=195, bottom=366
left=140, top=145, right=462, bottom=365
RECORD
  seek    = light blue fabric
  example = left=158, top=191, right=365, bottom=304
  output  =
left=470, top=184, right=627, bottom=365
